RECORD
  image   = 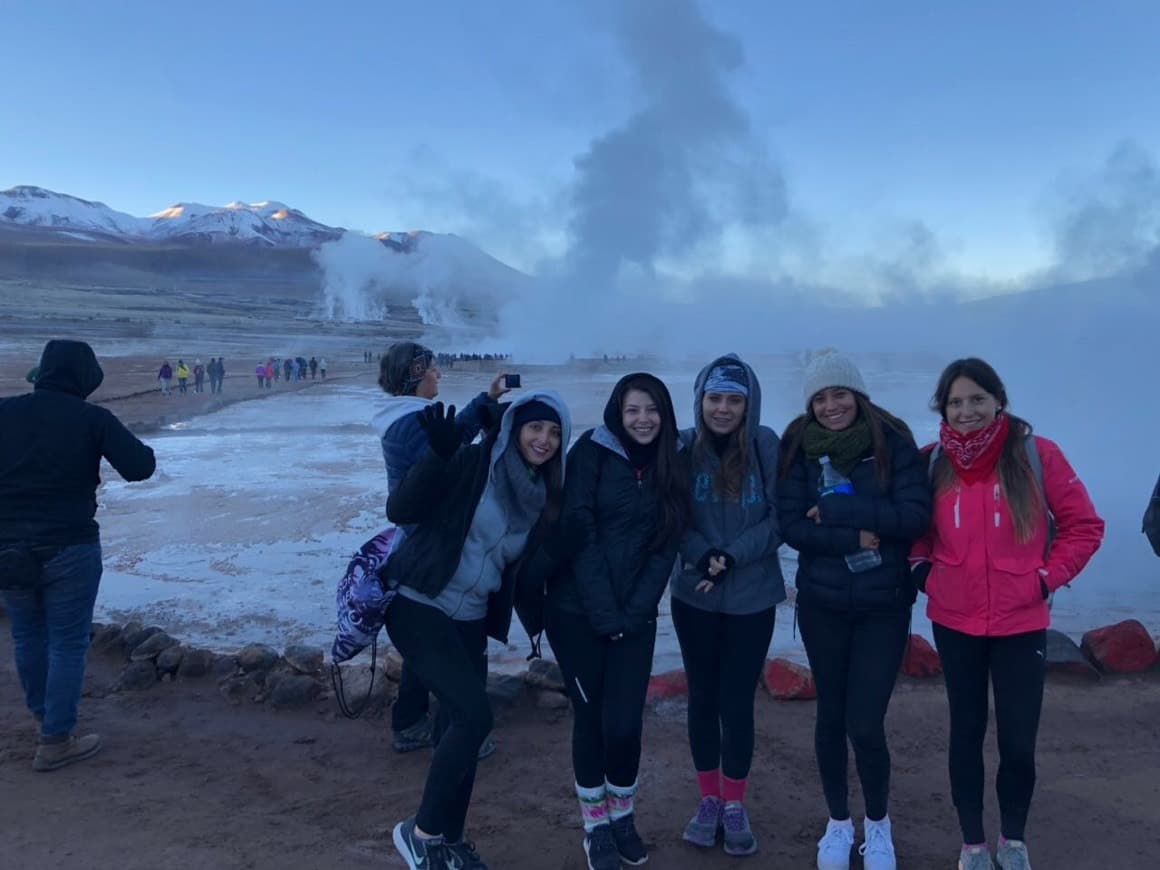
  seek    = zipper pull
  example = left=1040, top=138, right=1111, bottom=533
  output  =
left=635, top=467, right=644, bottom=489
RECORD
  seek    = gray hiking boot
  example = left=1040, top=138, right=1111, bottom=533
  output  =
left=33, top=732, right=101, bottom=772
left=996, top=839, right=1032, bottom=870
left=683, top=795, right=723, bottom=847
left=959, top=844, right=996, bottom=870
left=392, top=716, right=434, bottom=754
left=722, top=802, right=758, bottom=856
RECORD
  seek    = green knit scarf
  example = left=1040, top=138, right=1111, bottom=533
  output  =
left=802, top=417, right=873, bottom=476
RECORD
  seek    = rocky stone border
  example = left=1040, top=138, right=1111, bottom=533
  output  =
left=68, top=617, right=1160, bottom=718
left=87, top=620, right=575, bottom=717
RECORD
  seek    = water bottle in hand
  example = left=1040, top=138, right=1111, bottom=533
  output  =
left=817, top=456, right=882, bottom=573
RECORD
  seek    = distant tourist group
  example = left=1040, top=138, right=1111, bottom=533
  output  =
left=2, top=338, right=1126, bottom=870
left=254, top=356, right=327, bottom=388
left=157, top=358, right=225, bottom=395
left=154, top=355, right=330, bottom=395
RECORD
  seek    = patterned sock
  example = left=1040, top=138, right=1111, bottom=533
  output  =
left=696, top=769, right=722, bottom=799
left=605, top=778, right=638, bottom=821
left=576, top=783, right=609, bottom=832
left=721, top=775, right=747, bottom=804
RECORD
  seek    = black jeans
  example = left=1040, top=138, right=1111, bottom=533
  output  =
left=671, top=597, right=775, bottom=780
left=391, top=660, right=431, bottom=733
left=385, top=595, right=491, bottom=841
left=932, top=623, right=1046, bottom=843
left=797, top=600, right=910, bottom=821
left=546, top=607, right=656, bottom=789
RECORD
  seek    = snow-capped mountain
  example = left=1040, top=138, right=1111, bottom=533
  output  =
left=0, top=185, right=532, bottom=312
left=0, top=185, right=341, bottom=248
left=148, top=200, right=341, bottom=247
left=0, top=185, right=145, bottom=242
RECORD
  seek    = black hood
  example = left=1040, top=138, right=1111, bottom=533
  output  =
left=34, top=340, right=104, bottom=398
left=602, top=372, right=679, bottom=464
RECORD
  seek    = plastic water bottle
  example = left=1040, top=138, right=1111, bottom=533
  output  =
left=818, top=456, right=882, bottom=573
left=818, top=455, right=855, bottom=496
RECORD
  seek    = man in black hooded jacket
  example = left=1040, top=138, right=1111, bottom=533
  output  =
left=0, top=339, right=156, bottom=771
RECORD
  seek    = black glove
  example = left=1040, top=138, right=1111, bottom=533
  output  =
left=418, top=402, right=460, bottom=459
left=1039, top=577, right=1050, bottom=600
left=912, top=561, right=932, bottom=593
left=696, top=548, right=735, bottom=580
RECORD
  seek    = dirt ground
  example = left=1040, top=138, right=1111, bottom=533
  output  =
left=1, top=621, right=1157, bottom=870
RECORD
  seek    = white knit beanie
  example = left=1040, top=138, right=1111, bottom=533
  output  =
left=802, top=351, right=869, bottom=407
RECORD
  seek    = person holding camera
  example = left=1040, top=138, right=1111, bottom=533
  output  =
left=671, top=355, right=783, bottom=858
left=383, top=393, right=571, bottom=870
left=546, top=373, right=690, bottom=870
left=373, top=341, right=511, bottom=756
left=0, top=340, right=156, bottom=771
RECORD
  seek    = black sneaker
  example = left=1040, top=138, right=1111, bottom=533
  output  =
left=445, top=838, right=488, bottom=869
left=583, top=824, right=621, bottom=870
left=393, top=817, right=449, bottom=870
left=610, top=813, right=649, bottom=865
left=392, top=717, right=435, bottom=754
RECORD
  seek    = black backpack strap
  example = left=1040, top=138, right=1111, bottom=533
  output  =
left=329, top=634, right=377, bottom=720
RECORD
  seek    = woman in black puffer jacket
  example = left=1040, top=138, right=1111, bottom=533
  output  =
left=777, top=351, right=930, bottom=870
left=547, top=372, right=690, bottom=870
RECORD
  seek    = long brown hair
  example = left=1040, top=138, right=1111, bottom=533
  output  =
left=930, top=358, right=1042, bottom=542
left=619, top=376, right=691, bottom=550
left=693, top=410, right=752, bottom=500
left=779, top=393, right=913, bottom=483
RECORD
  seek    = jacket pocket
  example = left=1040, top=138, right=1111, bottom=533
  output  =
left=928, top=550, right=973, bottom=615
left=991, top=556, right=1044, bottom=611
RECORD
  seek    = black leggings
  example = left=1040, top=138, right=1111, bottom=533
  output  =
left=385, top=595, right=491, bottom=841
left=932, top=623, right=1046, bottom=844
left=391, top=660, right=431, bottom=733
left=670, top=597, right=776, bottom=780
left=546, top=607, right=656, bottom=789
left=797, top=600, right=910, bottom=822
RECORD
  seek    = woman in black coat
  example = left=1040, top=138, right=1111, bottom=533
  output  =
left=777, top=352, right=930, bottom=870
left=546, top=373, right=690, bottom=870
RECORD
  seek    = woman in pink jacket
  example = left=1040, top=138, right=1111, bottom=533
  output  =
left=910, top=358, right=1104, bottom=870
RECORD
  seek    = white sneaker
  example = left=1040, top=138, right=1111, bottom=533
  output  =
left=817, top=817, right=855, bottom=870
left=859, top=816, right=897, bottom=870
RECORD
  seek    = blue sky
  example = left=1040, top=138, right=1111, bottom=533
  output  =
left=3, top=0, right=1159, bottom=283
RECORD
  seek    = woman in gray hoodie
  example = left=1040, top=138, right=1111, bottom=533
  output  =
left=672, top=354, right=784, bottom=857
left=383, top=392, right=572, bottom=870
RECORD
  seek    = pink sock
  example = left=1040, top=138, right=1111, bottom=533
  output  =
left=696, top=769, right=721, bottom=799
left=722, top=775, right=747, bottom=803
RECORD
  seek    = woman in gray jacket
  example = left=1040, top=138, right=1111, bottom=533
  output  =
left=672, top=354, right=783, bottom=857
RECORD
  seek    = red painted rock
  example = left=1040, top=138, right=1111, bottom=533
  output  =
left=899, top=634, right=942, bottom=677
left=646, top=669, right=688, bottom=702
left=1081, top=619, right=1159, bottom=674
left=762, top=658, right=816, bottom=701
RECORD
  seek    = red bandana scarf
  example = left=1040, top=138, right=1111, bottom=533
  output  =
left=939, top=414, right=1010, bottom=485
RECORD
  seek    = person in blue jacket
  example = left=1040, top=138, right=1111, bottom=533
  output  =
left=372, top=341, right=510, bottom=756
